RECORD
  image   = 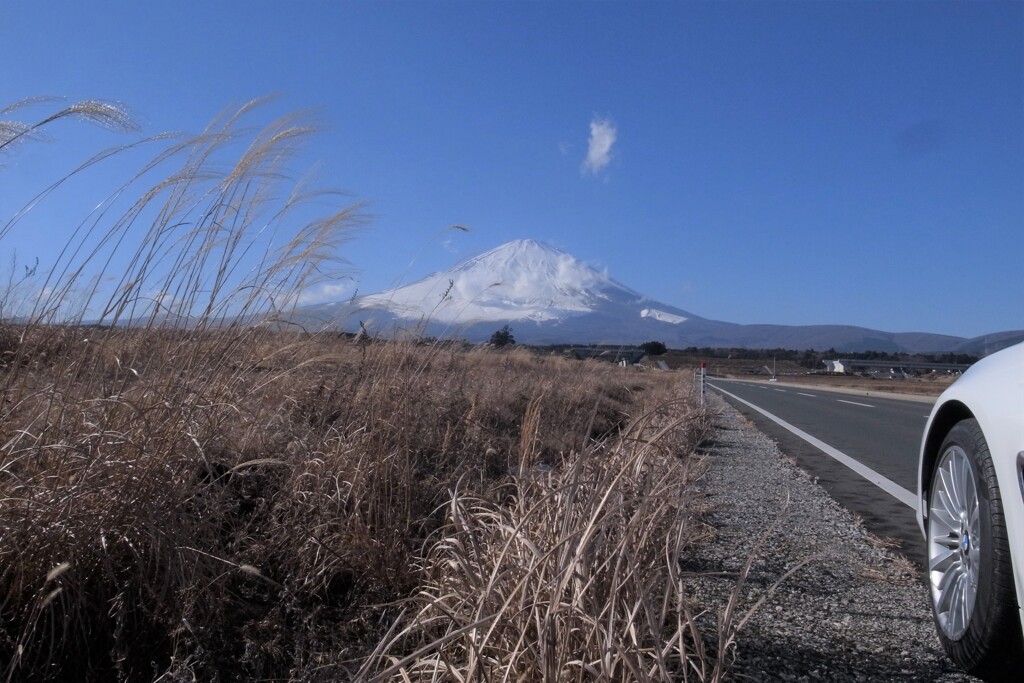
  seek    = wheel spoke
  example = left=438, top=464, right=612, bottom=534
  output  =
left=957, top=573, right=973, bottom=634
left=935, top=560, right=959, bottom=602
left=950, top=454, right=966, bottom=507
left=930, top=544, right=958, bottom=572
left=933, top=505, right=954, bottom=536
left=949, top=575, right=965, bottom=634
left=933, top=493, right=959, bottom=531
left=969, top=502, right=981, bottom=540
left=940, top=463, right=961, bottom=511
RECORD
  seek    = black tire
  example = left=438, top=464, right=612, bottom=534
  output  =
left=926, top=419, right=1024, bottom=681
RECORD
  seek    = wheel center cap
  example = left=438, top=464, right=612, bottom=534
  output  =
left=960, top=532, right=971, bottom=554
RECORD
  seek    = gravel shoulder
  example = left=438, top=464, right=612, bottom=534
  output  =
left=690, top=393, right=979, bottom=682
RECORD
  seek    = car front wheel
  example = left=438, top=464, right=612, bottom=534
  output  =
left=927, top=418, right=1024, bottom=681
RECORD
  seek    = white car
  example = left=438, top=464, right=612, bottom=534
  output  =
left=918, top=341, right=1024, bottom=681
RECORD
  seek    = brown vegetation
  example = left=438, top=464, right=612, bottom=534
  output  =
left=0, top=327, right=709, bottom=681
left=0, top=99, right=726, bottom=681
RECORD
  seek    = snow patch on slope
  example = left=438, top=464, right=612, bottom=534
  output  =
left=640, top=308, right=687, bottom=324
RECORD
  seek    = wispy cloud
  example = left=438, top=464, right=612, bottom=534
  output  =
left=296, top=282, right=352, bottom=306
left=581, top=117, right=616, bottom=175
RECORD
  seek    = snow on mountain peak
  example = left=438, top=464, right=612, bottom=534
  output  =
left=358, top=239, right=640, bottom=324
left=640, top=308, right=687, bottom=324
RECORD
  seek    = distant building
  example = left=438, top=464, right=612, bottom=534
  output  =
left=823, top=360, right=847, bottom=374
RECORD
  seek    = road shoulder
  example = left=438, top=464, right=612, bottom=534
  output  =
left=688, top=394, right=977, bottom=681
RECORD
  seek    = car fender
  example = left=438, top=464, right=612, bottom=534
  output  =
left=919, top=342, right=1024, bottom=632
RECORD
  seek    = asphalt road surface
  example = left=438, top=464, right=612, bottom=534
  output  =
left=707, top=378, right=935, bottom=563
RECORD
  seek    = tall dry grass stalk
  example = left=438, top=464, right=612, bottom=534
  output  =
left=0, top=98, right=364, bottom=681
left=356, top=399, right=716, bottom=682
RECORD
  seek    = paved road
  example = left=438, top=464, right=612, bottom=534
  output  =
left=707, top=378, right=935, bottom=562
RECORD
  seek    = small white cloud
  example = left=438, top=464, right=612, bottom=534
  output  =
left=581, top=117, right=616, bottom=175
left=297, top=282, right=351, bottom=306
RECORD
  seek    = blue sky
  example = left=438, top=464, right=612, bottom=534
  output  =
left=1, top=0, right=1021, bottom=339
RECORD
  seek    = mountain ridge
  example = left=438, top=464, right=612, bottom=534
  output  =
left=293, top=240, right=1022, bottom=354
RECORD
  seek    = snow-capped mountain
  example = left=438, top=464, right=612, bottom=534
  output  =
left=356, top=239, right=660, bottom=325
left=297, top=239, right=701, bottom=344
left=293, top=239, right=1014, bottom=352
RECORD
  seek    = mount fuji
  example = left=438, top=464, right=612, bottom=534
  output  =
left=293, top=239, right=1017, bottom=353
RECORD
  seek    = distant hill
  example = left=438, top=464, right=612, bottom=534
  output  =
left=291, top=239, right=1020, bottom=354
left=949, top=330, right=1024, bottom=356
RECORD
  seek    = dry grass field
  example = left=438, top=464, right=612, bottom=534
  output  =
left=0, top=327, right=717, bottom=681
left=1, top=100, right=741, bottom=682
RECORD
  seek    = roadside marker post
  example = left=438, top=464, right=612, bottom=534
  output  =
left=700, top=362, right=706, bottom=406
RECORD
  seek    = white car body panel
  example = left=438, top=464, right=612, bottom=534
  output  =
left=919, top=342, right=1024, bottom=634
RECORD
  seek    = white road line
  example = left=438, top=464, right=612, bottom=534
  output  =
left=709, top=383, right=917, bottom=509
left=773, top=389, right=786, bottom=392
left=797, top=392, right=817, bottom=397
left=837, top=399, right=874, bottom=408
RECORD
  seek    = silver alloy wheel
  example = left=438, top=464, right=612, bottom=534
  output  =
left=928, top=444, right=982, bottom=640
